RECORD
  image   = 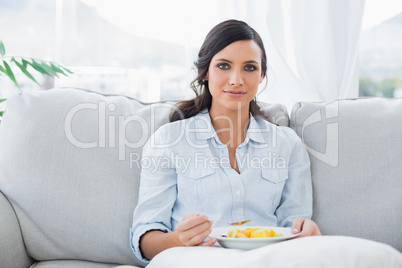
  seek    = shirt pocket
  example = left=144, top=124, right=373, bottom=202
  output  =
left=260, top=168, right=288, bottom=207
left=179, top=165, right=216, bottom=180
left=261, top=168, right=288, bottom=184
left=177, top=165, right=218, bottom=213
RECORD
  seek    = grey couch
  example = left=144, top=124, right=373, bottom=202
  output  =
left=0, top=88, right=401, bottom=268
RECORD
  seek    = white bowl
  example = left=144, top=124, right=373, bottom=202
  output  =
left=209, top=226, right=300, bottom=250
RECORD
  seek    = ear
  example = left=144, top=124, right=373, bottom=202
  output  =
left=204, top=73, right=208, bottom=81
left=259, top=72, right=264, bottom=84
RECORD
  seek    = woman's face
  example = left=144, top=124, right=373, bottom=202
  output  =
left=205, top=39, right=264, bottom=115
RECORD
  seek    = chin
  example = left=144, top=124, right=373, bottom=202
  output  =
left=224, top=102, right=250, bottom=113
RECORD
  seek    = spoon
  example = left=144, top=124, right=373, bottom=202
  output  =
left=214, top=219, right=251, bottom=226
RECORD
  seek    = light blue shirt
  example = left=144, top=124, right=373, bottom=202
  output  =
left=130, top=109, right=312, bottom=263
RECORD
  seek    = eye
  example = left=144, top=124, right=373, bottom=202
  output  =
left=217, top=63, right=230, bottom=70
left=244, top=65, right=257, bottom=71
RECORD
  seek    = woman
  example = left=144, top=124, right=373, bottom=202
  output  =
left=130, top=19, right=321, bottom=263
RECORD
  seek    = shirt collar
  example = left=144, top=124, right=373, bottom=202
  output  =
left=194, top=109, right=270, bottom=144
left=247, top=114, right=270, bottom=144
left=194, top=109, right=216, bottom=141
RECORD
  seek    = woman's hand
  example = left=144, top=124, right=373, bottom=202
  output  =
left=291, top=218, right=322, bottom=238
left=173, top=213, right=216, bottom=246
left=140, top=213, right=216, bottom=260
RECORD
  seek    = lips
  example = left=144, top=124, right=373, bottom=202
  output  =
left=224, top=90, right=246, bottom=98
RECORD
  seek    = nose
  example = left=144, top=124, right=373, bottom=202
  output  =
left=229, top=70, right=243, bottom=87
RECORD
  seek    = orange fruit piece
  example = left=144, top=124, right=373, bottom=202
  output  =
left=236, top=232, right=247, bottom=238
left=265, top=229, right=276, bottom=237
left=240, top=228, right=258, bottom=238
left=251, top=229, right=267, bottom=238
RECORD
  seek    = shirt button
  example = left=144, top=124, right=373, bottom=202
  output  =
left=236, top=190, right=241, bottom=195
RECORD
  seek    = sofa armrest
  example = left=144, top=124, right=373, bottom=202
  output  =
left=0, top=190, right=34, bottom=268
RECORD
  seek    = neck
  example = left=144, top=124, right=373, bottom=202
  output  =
left=209, top=107, right=250, bottom=148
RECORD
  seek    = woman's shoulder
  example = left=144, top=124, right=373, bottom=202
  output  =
left=157, top=114, right=198, bottom=132
left=254, top=116, right=302, bottom=146
left=150, top=114, right=201, bottom=144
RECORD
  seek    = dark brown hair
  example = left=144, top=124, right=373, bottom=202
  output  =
left=169, top=19, right=267, bottom=122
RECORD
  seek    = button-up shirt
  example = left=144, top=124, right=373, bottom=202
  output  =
left=130, top=109, right=312, bottom=263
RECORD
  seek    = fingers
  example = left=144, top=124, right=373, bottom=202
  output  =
left=182, top=213, right=197, bottom=221
left=298, top=221, right=313, bottom=238
left=176, top=214, right=213, bottom=246
left=291, top=217, right=304, bottom=234
left=186, top=224, right=213, bottom=246
left=199, top=237, right=217, bottom=246
left=292, top=218, right=322, bottom=238
left=177, top=214, right=209, bottom=232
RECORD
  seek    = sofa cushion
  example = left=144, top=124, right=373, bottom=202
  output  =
left=0, top=88, right=288, bottom=266
left=290, top=97, right=402, bottom=252
left=30, top=260, right=121, bottom=268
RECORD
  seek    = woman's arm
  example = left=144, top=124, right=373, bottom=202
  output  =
left=140, top=213, right=217, bottom=260
left=131, top=124, right=218, bottom=263
left=130, top=128, right=179, bottom=262
left=275, top=131, right=313, bottom=227
left=275, top=130, right=321, bottom=237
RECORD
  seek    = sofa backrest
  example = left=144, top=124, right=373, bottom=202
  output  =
left=290, top=97, right=402, bottom=252
left=0, top=88, right=288, bottom=265
left=0, top=88, right=173, bottom=266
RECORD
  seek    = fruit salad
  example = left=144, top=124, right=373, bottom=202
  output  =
left=226, top=228, right=283, bottom=238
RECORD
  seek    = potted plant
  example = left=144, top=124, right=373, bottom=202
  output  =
left=0, top=40, right=73, bottom=118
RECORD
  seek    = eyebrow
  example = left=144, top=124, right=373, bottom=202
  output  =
left=214, top=58, right=260, bottom=64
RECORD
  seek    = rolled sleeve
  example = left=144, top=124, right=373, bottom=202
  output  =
left=130, top=223, right=169, bottom=264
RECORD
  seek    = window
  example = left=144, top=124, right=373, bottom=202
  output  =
left=0, top=0, right=223, bottom=101
left=359, top=1, right=402, bottom=97
left=4, top=1, right=398, bottom=104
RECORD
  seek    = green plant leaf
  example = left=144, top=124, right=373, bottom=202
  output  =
left=0, top=40, right=5, bottom=57
left=50, top=63, right=66, bottom=76
left=0, top=63, right=6, bottom=74
left=12, top=58, right=40, bottom=86
left=0, top=98, right=6, bottom=118
left=3, top=60, right=19, bottom=88
left=62, top=66, right=73, bottom=74
left=27, top=60, right=45, bottom=74
left=22, top=59, right=29, bottom=68
left=41, top=61, right=59, bottom=77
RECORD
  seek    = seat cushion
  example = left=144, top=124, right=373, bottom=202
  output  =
left=30, top=260, right=126, bottom=268
left=290, top=97, right=402, bottom=252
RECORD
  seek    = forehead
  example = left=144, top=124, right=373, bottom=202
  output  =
left=212, top=40, right=262, bottom=63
